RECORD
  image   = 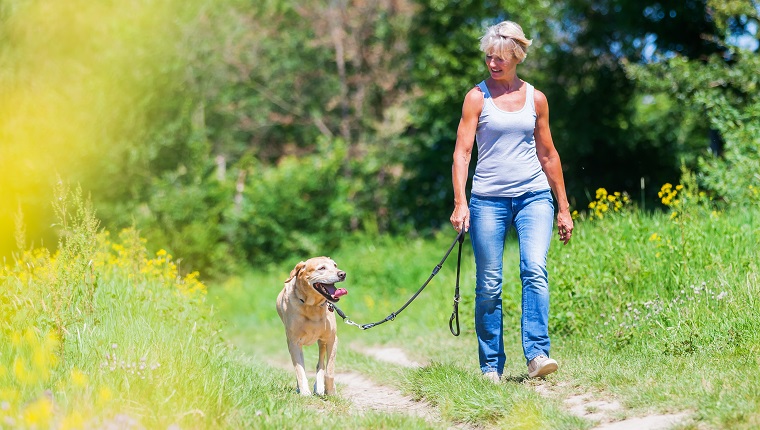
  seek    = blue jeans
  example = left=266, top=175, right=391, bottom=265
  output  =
left=469, top=190, right=555, bottom=374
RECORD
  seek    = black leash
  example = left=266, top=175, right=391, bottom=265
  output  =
left=330, top=229, right=466, bottom=336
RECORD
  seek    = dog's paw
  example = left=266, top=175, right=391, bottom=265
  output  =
left=313, top=382, right=325, bottom=396
left=296, top=386, right=312, bottom=396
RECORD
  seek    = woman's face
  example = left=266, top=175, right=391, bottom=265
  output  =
left=485, top=52, right=517, bottom=79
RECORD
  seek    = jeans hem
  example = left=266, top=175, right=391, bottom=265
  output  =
left=525, top=352, right=549, bottom=364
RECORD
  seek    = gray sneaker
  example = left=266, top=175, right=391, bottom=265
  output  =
left=483, top=371, right=500, bottom=383
left=528, top=355, right=558, bottom=378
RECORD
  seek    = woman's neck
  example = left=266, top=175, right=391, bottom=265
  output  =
left=489, top=75, right=521, bottom=93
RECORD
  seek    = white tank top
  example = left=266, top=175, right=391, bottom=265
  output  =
left=471, top=80, right=550, bottom=197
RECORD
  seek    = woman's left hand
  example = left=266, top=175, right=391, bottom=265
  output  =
left=557, top=211, right=573, bottom=245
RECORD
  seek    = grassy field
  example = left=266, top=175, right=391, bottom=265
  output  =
left=211, top=184, right=760, bottom=429
left=2, top=183, right=758, bottom=429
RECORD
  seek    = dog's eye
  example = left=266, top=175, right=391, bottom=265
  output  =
left=318, top=265, right=326, bottom=270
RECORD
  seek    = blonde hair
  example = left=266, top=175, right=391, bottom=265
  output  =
left=480, top=21, right=532, bottom=63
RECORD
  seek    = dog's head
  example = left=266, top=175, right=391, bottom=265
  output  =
left=287, top=257, right=348, bottom=303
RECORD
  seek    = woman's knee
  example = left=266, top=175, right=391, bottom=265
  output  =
left=475, top=278, right=503, bottom=301
left=520, top=261, right=548, bottom=286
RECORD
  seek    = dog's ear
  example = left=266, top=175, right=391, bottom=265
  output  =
left=286, top=261, right=306, bottom=282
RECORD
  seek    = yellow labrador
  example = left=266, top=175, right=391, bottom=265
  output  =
left=276, top=257, right=348, bottom=396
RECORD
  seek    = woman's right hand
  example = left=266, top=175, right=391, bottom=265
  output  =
left=450, top=204, right=470, bottom=233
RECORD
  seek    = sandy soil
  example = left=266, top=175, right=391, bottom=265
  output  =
left=535, top=384, right=691, bottom=429
left=333, top=371, right=437, bottom=421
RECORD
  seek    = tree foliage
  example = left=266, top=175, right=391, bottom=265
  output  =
left=626, top=0, right=760, bottom=206
left=2, top=0, right=758, bottom=274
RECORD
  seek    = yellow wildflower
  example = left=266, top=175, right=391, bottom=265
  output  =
left=22, top=397, right=53, bottom=428
left=98, top=387, right=113, bottom=406
left=71, top=369, right=88, bottom=387
left=11, top=331, right=22, bottom=347
left=12, top=358, right=28, bottom=383
left=178, top=271, right=207, bottom=298
left=61, top=411, right=85, bottom=430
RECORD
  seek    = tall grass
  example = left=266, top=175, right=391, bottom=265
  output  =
left=547, top=180, right=760, bottom=429
left=2, top=185, right=253, bottom=428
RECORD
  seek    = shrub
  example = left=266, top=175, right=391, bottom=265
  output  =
left=229, top=138, right=359, bottom=266
left=698, top=101, right=760, bottom=207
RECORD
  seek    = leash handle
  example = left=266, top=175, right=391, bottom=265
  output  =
left=449, top=229, right=465, bottom=336
left=449, top=299, right=460, bottom=336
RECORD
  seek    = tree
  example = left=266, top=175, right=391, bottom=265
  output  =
left=626, top=0, right=760, bottom=206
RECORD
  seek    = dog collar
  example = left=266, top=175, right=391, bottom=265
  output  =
left=293, top=287, right=307, bottom=304
left=294, top=288, right=328, bottom=307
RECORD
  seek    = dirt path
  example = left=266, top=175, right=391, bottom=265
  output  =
left=338, top=347, right=474, bottom=429
left=362, top=346, right=691, bottom=430
left=268, top=349, right=470, bottom=429
left=333, top=371, right=437, bottom=421
left=271, top=345, right=690, bottom=429
left=534, top=383, right=691, bottom=429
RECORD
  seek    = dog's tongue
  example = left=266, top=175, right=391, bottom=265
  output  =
left=333, top=288, right=348, bottom=298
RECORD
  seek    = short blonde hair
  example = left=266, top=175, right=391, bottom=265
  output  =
left=480, top=21, right=532, bottom=63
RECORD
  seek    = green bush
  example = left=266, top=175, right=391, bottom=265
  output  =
left=135, top=163, right=242, bottom=278
left=699, top=99, right=760, bottom=206
left=127, top=136, right=403, bottom=277
left=229, top=139, right=359, bottom=266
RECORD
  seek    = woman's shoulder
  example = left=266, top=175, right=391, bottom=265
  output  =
left=466, top=83, right=485, bottom=97
left=463, top=84, right=485, bottom=105
left=531, top=85, right=549, bottom=109
left=461, top=85, right=485, bottom=117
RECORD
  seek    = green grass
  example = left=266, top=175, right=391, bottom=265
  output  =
left=211, top=193, right=759, bottom=429
left=2, top=184, right=759, bottom=428
left=0, top=189, right=448, bottom=428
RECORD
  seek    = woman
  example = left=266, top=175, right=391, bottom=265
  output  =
left=450, top=20, right=573, bottom=381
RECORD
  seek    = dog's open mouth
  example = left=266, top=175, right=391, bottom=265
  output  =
left=313, top=282, right=348, bottom=302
